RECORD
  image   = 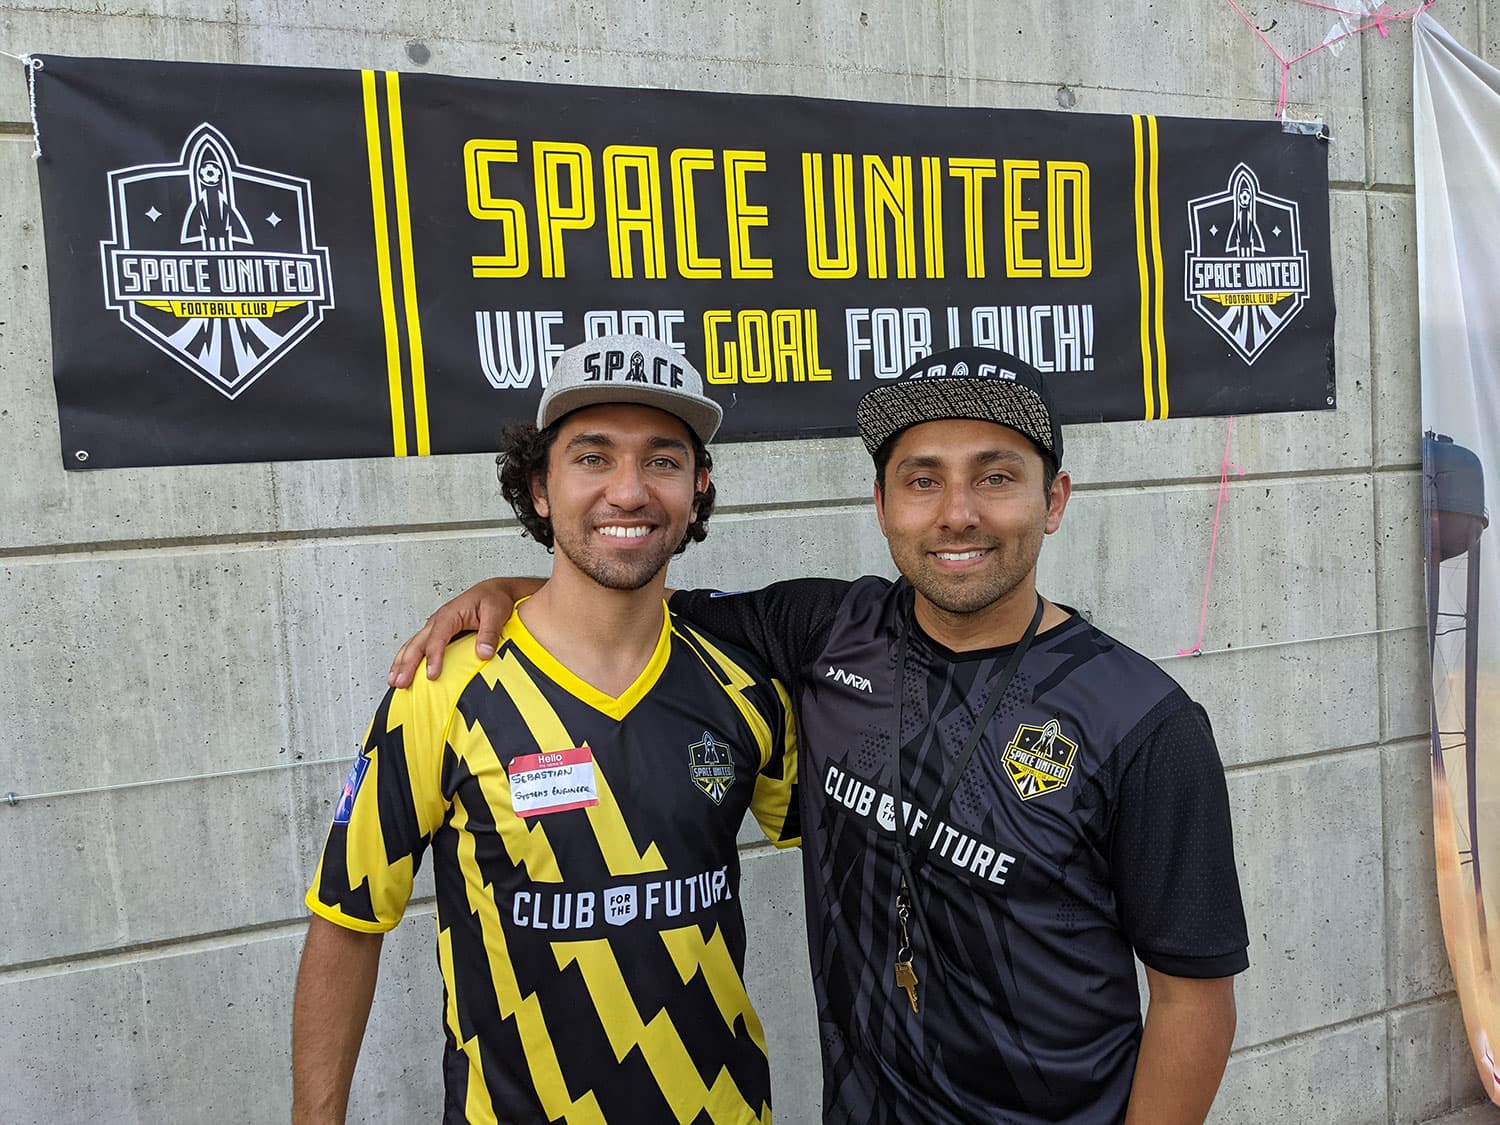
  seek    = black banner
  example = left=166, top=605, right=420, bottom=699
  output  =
left=29, top=55, right=1336, bottom=469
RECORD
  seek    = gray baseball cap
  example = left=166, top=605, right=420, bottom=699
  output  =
left=537, top=334, right=723, bottom=442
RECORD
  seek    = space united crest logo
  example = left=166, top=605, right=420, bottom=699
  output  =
left=689, top=731, right=736, bottom=805
left=99, top=123, right=334, bottom=399
left=1002, top=719, right=1077, bottom=801
left=1184, top=163, right=1310, bottom=365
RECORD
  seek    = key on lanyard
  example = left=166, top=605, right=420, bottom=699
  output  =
left=894, top=879, right=920, bottom=1013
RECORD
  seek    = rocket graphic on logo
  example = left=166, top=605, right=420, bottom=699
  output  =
left=1003, top=718, right=1078, bottom=801
left=1183, top=162, right=1310, bottom=366
left=689, top=731, right=736, bottom=805
left=1224, top=167, right=1263, bottom=256
left=99, top=123, right=334, bottom=399
left=181, top=133, right=253, bottom=253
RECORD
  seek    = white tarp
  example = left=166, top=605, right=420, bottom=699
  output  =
left=1415, top=11, right=1500, bottom=1104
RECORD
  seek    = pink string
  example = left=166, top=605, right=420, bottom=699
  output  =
left=1178, top=419, right=1247, bottom=656
left=1175, top=0, right=1433, bottom=654
left=1296, top=0, right=1380, bottom=15
left=1223, top=0, right=1438, bottom=116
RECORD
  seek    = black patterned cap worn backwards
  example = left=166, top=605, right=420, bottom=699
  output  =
left=855, top=347, right=1063, bottom=466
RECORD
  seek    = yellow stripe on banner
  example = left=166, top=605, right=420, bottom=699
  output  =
left=1147, top=115, right=1169, bottom=419
left=385, top=71, right=430, bottom=456
left=362, top=70, right=407, bottom=457
left=1131, top=115, right=1155, bottom=421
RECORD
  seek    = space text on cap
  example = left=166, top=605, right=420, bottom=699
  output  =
left=582, top=349, right=685, bottom=388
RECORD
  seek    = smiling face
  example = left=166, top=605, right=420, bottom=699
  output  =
left=531, top=403, right=708, bottom=592
left=875, top=418, right=1070, bottom=636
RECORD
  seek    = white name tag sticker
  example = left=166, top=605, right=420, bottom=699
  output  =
left=508, top=746, right=600, bottom=818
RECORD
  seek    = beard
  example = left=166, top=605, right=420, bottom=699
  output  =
left=888, top=530, right=1044, bottom=618
left=550, top=518, right=682, bottom=591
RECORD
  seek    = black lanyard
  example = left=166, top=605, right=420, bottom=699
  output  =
left=888, top=591, right=1045, bottom=992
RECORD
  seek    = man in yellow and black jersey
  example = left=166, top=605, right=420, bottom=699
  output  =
left=292, top=335, right=799, bottom=1125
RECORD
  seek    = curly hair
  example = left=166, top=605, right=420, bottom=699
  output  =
left=496, top=419, right=716, bottom=553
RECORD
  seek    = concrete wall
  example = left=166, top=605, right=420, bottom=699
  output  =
left=0, top=1, right=1493, bottom=1122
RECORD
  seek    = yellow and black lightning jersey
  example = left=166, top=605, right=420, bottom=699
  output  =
left=307, top=603, right=800, bottom=1125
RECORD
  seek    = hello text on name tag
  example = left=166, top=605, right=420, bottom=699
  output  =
left=508, top=746, right=600, bottom=818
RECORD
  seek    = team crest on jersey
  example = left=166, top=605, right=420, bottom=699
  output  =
left=1183, top=163, right=1309, bottom=365
left=99, top=122, right=334, bottom=400
left=1003, top=719, right=1077, bottom=801
left=688, top=731, right=735, bottom=805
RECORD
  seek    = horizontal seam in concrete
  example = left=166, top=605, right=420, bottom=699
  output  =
left=1331, top=180, right=1418, bottom=195
left=1065, top=466, right=1384, bottom=491
left=1223, top=739, right=1404, bottom=775
left=1158, top=623, right=1419, bottom=665
left=0, top=498, right=878, bottom=561
left=691, top=496, right=873, bottom=518
left=4, top=629, right=1422, bottom=802
left=6, top=651, right=1427, bottom=803
left=1384, top=992, right=1468, bottom=1019
left=10, top=929, right=1455, bottom=1029
left=738, top=837, right=790, bottom=861
left=0, top=521, right=526, bottom=562
left=0, top=898, right=439, bottom=982
left=1381, top=735, right=1433, bottom=754
left=1230, top=992, right=1459, bottom=1058
left=1, top=754, right=347, bottom=805
left=1, top=7, right=234, bottom=27
left=0, top=466, right=1425, bottom=561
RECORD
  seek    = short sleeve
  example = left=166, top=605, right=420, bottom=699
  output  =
left=747, top=679, right=801, bottom=849
left=670, top=578, right=851, bottom=686
left=1110, top=702, right=1250, bottom=978
left=305, top=668, right=464, bottom=933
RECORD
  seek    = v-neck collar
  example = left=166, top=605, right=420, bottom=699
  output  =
left=507, top=599, right=673, bottom=721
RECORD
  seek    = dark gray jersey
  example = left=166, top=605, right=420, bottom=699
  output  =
left=672, top=577, right=1248, bottom=1124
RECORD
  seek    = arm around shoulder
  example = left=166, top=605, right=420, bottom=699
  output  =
left=388, top=576, right=543, bottom=687
left=670, top=576, right=853, bottom=685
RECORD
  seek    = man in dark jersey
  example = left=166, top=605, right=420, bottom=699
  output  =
left=390, top=347, right=1250, bottom=1124
left=293, top=335, right=798, bottom=1124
